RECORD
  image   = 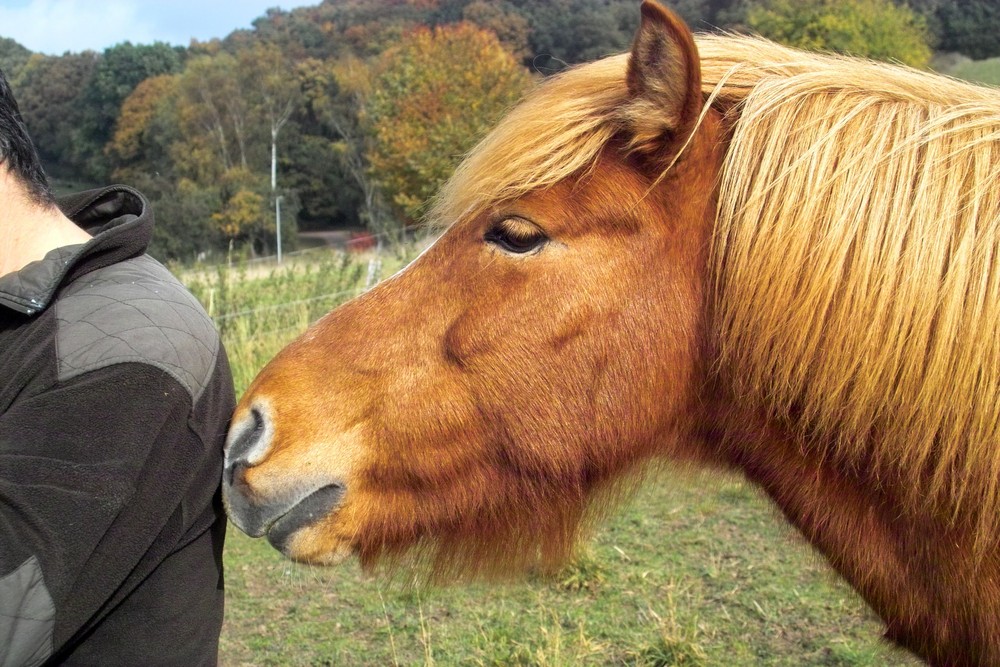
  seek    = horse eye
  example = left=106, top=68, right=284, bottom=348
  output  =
left=484, top=218, right=548, bottom=255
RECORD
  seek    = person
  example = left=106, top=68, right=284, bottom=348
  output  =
left=0, top=66, right=233, bottom=666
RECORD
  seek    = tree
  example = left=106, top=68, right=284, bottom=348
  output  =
left=210, top=168, right=278, bottom=255
left=12, top=52, right=98, bottom=179
left=366, top=22, right=532, bottom=221
left=0, top=37, right=31, bottom=83
left=461, top=1, right=531, bottom=61
left=105, top=74, right=180, bottom=181
left=78, top=42, right=183, bottom=179
left=509, top=0, right=637, bottom=72
left=214, top=188, right=268, bottom=240
left=935, top=0, right=1000, bottom=60
left=237, top=43, right=299, bottom=194
left=132, top=42, right=312, bottom=260
left=281, top=126, right=363, bottom=228
left=746, top=0, right=932, bottom=68
left=106, top=74, right=230, bottom=263
left=245, top=7, right=327, bottom=60
left=174, top=52, right=251, bottom=181
left=146, top=177, right=224, bottom=263
left=236, top=43, right=300, bottom=260
left=298, top=56, right=390, bottom=234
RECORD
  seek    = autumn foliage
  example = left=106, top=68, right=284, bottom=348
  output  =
left=107, top=74, right=179, bottom=172
left=366, top=23, right=532, bottom=220
left=1, top=0, right=973, bottom=262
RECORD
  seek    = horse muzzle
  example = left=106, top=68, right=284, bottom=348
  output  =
left=222, top=405, right=347, bottom=554
left=224, top=474, right=345, bottom=550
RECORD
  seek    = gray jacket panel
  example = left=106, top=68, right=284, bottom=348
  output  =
left=55, top=255, right=219, bottom=404
left=0, top=557, right=54, bottom=667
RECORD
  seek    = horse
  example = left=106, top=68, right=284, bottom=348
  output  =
left=222, top=2, right=1000, bottom=664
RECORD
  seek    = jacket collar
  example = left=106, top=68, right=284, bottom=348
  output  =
left=0, top=185, right=153, bottom=316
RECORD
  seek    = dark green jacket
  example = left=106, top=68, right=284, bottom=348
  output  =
left=0, top=186, right=233, bottom=666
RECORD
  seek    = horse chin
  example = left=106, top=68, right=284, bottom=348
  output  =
left=271, top=524, right=355, bottom=566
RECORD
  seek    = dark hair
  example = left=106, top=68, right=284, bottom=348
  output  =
left=0, top=67, right=53, bottom=205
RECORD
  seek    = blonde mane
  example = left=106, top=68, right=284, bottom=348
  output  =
left=432, top=35, right=1000, bottom=541
left=707, top=38, right=1000, bottom=545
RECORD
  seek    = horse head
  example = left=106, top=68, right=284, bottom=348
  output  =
left=223, top=1, right=725, bottom=576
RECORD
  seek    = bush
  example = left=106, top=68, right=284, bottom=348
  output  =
left=746, top=0, right=932, bottom=68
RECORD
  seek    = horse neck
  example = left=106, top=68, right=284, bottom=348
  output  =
left=698, top=394, right=1000, bottom=664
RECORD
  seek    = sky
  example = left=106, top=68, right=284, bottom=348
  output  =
left=0, top=0, right=316, bottom=55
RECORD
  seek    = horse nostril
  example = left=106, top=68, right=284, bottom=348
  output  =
left=227, top=406, right=267, bottom=460
left=225, top=406, right=272, bottom=489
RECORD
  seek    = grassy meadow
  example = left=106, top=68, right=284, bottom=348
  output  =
left=182, top=247, right=919, bottom=666
left=949, top=57, right=1000, bottom=86
left=936, top=54, right=1000, bottom=86
left=219, top=475, right=920, bottom=667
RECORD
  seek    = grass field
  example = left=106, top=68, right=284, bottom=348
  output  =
left=949, top=57, right=1000, bottom=86
left=218, top=472, right=918, bottom=666
left=188, top=248, right=919, bottom=666
left=937, top=55, right=1000, bottom=86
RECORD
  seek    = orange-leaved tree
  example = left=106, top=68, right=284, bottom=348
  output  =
left=365, top=22, right=533, bottom=221
left=210, top=168, right=273, bottom=254
left=105, top=73, right=180, bottom=182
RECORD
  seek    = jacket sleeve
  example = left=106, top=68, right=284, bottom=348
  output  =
left=0, top=362, right=219, bottom=667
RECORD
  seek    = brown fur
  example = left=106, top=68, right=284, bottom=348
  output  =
left=224, top=2, right=1000, bottom=663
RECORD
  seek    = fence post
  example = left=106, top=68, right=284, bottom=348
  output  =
left=275, top=195, right=284, bottom=264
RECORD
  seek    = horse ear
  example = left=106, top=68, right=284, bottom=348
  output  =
left=624, top=0, right=702, bottom=157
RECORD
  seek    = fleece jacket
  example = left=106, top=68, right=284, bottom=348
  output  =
left=0, top=186, right=234, bottom=666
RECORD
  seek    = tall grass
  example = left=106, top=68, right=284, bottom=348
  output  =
left=181, top=244, right=421, bottom=393
left=219, top=474, right=919, bottom=666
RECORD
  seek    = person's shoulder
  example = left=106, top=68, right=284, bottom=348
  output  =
left=54, top=255, right=220, bottom=404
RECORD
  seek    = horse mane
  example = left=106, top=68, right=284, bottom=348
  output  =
left=706, top=38, right=1000, bottom=547
left=431, top=35, right=1000, bottom=546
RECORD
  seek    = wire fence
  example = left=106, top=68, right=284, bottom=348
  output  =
left=211, top=287, right=365, bottom=323
left=181, top=234, right=428, bottom=394
left=182, top=227, right=440, bottom=336
left=196, top=226, right=421, bottom=275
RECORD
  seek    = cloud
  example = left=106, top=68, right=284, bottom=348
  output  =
left=0, top=0, right=159, bottom=54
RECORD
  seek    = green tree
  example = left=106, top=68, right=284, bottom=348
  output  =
left=461, top=1, right=531, bottom=61
left=12, top=52, right=98, bottom=179
left=0, top=37, right=31, bottom=82
left=936, top=0, right=1000, bottom=60
left=746, top=0, right=932, bottom=68
left=298, top=56, right=390, bottom=233
left=174, top=52, right=252, bottom=181
left=246, top=7, right=326, bottom=60
left=511, top=0, right=637, bottom=72
left=293, top=57, right=369, bottom=229
left=366, top=22, right=532, bottom=220
left=145, top=177, right=224, bottom=263
left=237, top=43, right=299, bottom=195
left=78, top=41, right=183, bottom=179
left=138, top=42, right=313, bottom=259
